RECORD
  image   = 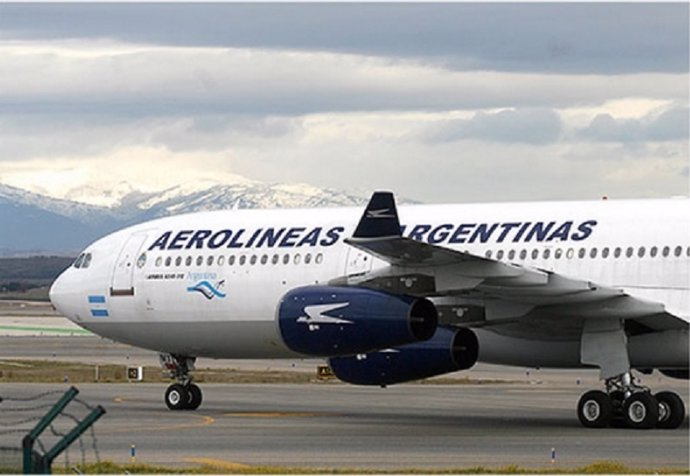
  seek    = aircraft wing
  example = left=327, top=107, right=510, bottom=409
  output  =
left=341, top=192, right=686, bottom=341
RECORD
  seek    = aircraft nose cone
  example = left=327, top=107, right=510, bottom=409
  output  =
left=49, top=272, right=68, bottom=313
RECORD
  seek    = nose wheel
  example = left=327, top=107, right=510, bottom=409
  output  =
left=165, top=383, right=203, bottom=411
left=160, top=353, right=203, bottom=411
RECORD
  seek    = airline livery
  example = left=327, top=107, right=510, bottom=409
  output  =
left=50, top=192, right=689, bottom=429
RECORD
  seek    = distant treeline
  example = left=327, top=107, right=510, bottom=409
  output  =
left=0, top=256, right=75, bottom=281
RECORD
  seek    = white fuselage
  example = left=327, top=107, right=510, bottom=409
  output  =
left=50, top=198, right=689, bottom=368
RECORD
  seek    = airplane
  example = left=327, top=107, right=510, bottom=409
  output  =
left=49, top=191, right=688, bottom=429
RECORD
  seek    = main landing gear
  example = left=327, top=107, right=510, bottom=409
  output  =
left=159, top=354, right=203, bottom=411
left=577, top=371, right=685, bottom=429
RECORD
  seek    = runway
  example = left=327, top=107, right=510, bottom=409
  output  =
left=1, top=380, right=688, bottom=471
left=0, top=315, right=688, bottom=471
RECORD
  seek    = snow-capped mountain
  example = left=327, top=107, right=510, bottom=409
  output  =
left=0, top=180, right=371, bottom=255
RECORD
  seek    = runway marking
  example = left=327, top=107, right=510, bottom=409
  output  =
left=183, top=457, right=251, bottom=470
left=0, top=325, right=91, bottom=335
left=106, top=414, right=215, bottom=433
left=223, top=411, right=326, bottom=418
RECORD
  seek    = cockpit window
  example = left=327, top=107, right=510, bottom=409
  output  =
left=73, top=252, right=92, bottom=269
left=73, top=254, right=85, bottom=268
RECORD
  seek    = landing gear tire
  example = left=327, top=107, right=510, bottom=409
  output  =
left=165, top=383, right=189, bottom=410
left=609, top=390, right=626, bottom=428
left=655, top=391, right=685, bottom=429
left=623, top=392, right=658, bottom=429
left=577, top=390, right=612, bottom=428
left=186, top=383, right=203, bottom=410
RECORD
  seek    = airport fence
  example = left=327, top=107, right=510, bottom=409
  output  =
left=0, top=387, right=105, bottom=474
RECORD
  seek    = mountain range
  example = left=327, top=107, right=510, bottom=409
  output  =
left=0, top=181, right=371, bottom=256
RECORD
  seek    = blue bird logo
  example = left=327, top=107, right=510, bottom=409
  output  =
left=187, top=280, right=226, bottom=300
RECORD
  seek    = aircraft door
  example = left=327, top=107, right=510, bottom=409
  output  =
left=111, top=233, right=148, bottom=296
left=345, top=247, right=373, bottom=277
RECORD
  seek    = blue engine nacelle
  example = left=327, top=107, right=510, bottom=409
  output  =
left=328, top=327, right=478, bottom=385
left=277, top=286, right=437, bottom=356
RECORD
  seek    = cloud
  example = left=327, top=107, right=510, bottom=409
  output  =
left=422, top=109, right=562, bottom=144
left=0, top=41, right=686, bottom=117
left=0, top=4, right=687, bottom=205
left=0, top=3, right=686, bottom=74
left=578, top=106, right=689, bottom=143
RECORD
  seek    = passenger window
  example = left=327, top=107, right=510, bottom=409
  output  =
left=578, top=248, right=586, bottom=259
left=554, top=249, right=562, bottom=259
left=485, top=250, right=492, bottom=259
left=294, top=254, right=301, bottom=265
left=687, top=246, right=690, bottom=257
left=638, top=247, right=645, bottom=258
left=626, top=247, right=633, bottom=258
left=508, top=250, right=515, bottom=260
left=305, top=253, right=312, bottom=264
left=218, top=255, right=226, bottom=266
left=650, top=247, right=658, bottom=258
left=196, top=256, right=203, bottom=266
left=272, top=254, right=279, bottom=265
left=165, top=256, right=172, bottom=267
left=229, top=255, right=235, bottom=266
left=614, top=247, right=621, bottom=258
left=250, top=255, right=257, bottom=265
left=315, top=253, right=324, bottom=264
left=496, top=250, right=504, bottom=260
left=602, top=248, right=609, bottom=259
left=543, top=249, right=550, bottom=259
left=186, top=256, right=192, bottom=266
left=239, top=255, right=246, bottom=266
left=519, top=250, right=526, bottom=260
left=207, top=256, right=214, bottom=266
left=674, top=246, right=682, bottom=257
left=155, top=256, right=163, bottom=267
left=589, top=248, right=597, bottom=259
left=566, top=248, right=574, bottom=259
left=531, top=249, right=538, bottom=260
left=662, top=246, right=670, bottom=257
left=283, top=254, right=290, bottom=265
left=260, top=254, right=268, bottom=265
left=175, top=256, right=182, bottom=267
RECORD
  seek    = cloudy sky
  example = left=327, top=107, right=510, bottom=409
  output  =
left=0, top=3, right=688, bottom=205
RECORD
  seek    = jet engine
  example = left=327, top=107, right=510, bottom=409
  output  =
left=328, top=326, right=478, bottom=385
left=277, top=286, right=437, bottom=356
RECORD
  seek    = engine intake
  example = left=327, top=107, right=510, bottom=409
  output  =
left=277, top=286, right=437, bottom=356
left=329, top=326, right=478, bottom=386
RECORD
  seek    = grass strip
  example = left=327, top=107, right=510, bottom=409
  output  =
left=51, top=460, right=688, bottom=475
left=0, top=359, right=513, bottom=385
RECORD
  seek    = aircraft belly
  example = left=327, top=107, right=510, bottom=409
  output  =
left=83, top=320, right=297, bottom=359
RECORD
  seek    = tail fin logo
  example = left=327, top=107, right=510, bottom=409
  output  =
left=366, top=208, right=395, bottom=219
left=187, top=280, right=226, bottom=300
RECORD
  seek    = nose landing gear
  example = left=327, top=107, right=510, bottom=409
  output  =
left=160, top=354, right=203, bottom=411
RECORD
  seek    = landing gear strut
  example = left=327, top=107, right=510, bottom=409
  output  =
left=159, top=354, right=203, bottom=411
left=577, top=371, right=685, bottom=429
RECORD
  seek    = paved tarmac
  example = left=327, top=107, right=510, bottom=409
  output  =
left=1, top=380, right=688, bottom=471
left=0, top=315, right=688, bottom=471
